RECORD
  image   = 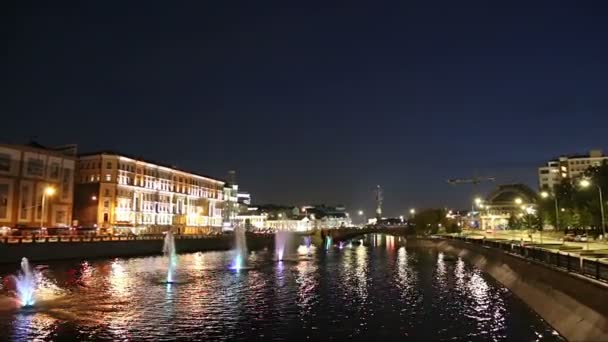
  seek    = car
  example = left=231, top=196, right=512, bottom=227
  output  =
left=563, top=234, right=576, bottom=242
left=575, top=234, right=588, bottom=242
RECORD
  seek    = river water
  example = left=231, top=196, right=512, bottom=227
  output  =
left=0, top=234, right=562, bottom=341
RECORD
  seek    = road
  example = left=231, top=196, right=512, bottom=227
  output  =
left=459, top=229, right=608, bottom=251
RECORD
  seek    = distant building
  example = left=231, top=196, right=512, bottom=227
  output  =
left=539, top=149, right=607, bottom=190
left=479, top=184, right=538, bottom=230
left=0, top=142, right=76, bottom=230
left=250, top=203, right=352, bottom=232
left=73, top=151, right=226, bottom=234
left=237, top=191, right=251, bottom=206
left=303, top=204, right=351, bottom=229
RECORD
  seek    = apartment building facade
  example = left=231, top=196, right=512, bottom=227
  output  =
left=538, top=149, right=608, bottom=190
left=0, top=142, right=76, bottom=229
left=73, top=151, right=226, bottom=234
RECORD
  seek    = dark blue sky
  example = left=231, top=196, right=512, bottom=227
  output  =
left=3, top=1, right=608, bottom=216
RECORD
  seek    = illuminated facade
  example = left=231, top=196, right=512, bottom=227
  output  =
left=73, top=152, right=226, bottom=234
left=0, top=143, right=76, bottom=229
left=479, top=184, right=539, bottom=230
left=539, top=150, right=607, bottom=190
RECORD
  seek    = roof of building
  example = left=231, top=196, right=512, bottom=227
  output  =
left=78, top=150, right=225, bottom=183
left=0, top=141, right=77, bottom=158
left=486, top=183, right=538, bottom=205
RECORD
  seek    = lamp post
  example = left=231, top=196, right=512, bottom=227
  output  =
left=580, top=179, right=606, bottom=238
left=540, top=191, right=559, bottom=231
left=40, top=186, right=56, bottom=229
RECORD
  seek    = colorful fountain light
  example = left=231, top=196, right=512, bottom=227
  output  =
left=275, top=231, right=290, bottom=261
left=231, top=225, right=247, bottom=270
left=304, top=236, right=312, bottom=256
left=325, top=236, right=332, bottom=250
left=163, top=232, right=177, bottom=283
left=14, top=257, right=37, bottom=307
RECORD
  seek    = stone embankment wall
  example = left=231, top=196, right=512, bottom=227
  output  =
left=423, top=238, right=608, bottom=342
left=0, top=234, right=275, bottom=264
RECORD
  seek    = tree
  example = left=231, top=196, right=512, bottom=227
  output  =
left=508, top=215, right=523, bottom=230
left=412, top=208, right=450, bottom=235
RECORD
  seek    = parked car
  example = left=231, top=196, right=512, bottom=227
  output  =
left=575, top=234, right=588, bottom=242
left=563, top=234, right=576, bottom=242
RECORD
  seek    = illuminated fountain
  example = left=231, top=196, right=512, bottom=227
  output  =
left=14, top=257, right=37, bottom=307
left=275, top=231, right=291, bottom=261
left=325, top=235, right=332, bottom=250
left=163, top=232, right=177, bottom=283
left=231, top=226, right=247, bottom=270
left=304, top=236, right=312, bottom=256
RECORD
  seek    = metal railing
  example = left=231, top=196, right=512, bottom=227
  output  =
left=446, top=236, right=608, bottom=283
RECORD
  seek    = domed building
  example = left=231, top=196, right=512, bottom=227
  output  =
left=479, top=184, right=539, bottom=230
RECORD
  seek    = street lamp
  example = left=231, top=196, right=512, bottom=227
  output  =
left=409, top=208, right=415, bottom=215
left=514, top=197, right=523, bottom=205
left=358, top=210, right=363, bottom=216
left=579, top=179, right=606, bottom=238
left=41, top=186, right=56, bottom=229
left=540, top=191, right=559, bottom=231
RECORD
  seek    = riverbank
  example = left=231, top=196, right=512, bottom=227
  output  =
left=424, top=237, right=608, bottom=342
left=0, top=233, right=276, bottom=264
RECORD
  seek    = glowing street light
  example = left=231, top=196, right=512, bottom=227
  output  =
left=358, top=210, right=364, bottom=216
left=514, top=197, right=523, bottom=205
left=539, top=191, right=559, bottom=231
left=41, top=186, right=56, bottom=229
left=474, top=197, right=482, bottom=206
left=579, top=179, right=605, bottom=237
left=409, top=208, right=416, bottom=215
left=91, top=195, right=97, bottom=201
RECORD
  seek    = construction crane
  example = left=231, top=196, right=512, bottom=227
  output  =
left=447, top=176, right=496, bottom=219
left=447, top=176, right=496, bottom=185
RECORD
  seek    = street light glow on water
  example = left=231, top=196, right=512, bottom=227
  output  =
left=0, top=235, right=562, bottom=341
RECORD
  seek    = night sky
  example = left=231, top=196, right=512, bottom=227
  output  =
left=3, top=1, right=608, bottom=216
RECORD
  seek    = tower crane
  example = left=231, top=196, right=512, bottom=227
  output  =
left=447, top=176, right=496, bottom=216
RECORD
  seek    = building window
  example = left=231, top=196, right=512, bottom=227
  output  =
left=106, top=162, right=112, bottom=169
left=26, top=158, right=45, bottom=177
left=104, top=200, right=110, bottom=209
left=103, top=213, right=109, bottom=222
left=19, top=184, right=30, bottom=220
left=0, top=153, right=11, bottom=172
left=105, top=189, right=110, bottom=197
left=55, top=210, right=67, bottom=225
left=61, top=169, right=72, bottom=200
left=0, top=184, right=9, bottom=219
left=49, top=163, right=60, bottom=179
left=105, top=174, right=111, bottom=182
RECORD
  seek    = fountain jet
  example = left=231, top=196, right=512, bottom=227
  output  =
left=231, top=226, right=247, bottom=270
left=304, top=236, right=312, bottom=256
left=163, top=231, right=177, bottom=283
left=275, top=231, right=291, bottom=261
left=14, top=257, right=37, bottom=307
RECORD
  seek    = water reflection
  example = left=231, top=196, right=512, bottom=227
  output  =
left=0, top=236, right=562, bottom=341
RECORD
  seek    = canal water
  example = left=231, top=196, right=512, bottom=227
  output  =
left=0, top=234, right=562, bottom=341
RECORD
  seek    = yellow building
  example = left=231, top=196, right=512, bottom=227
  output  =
left=0, top=142, right=76, bottom=231
left=73, top=151, right=226, bottom=234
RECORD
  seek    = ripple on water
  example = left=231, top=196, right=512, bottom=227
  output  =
left=0, top=235, right=563, bottom=341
